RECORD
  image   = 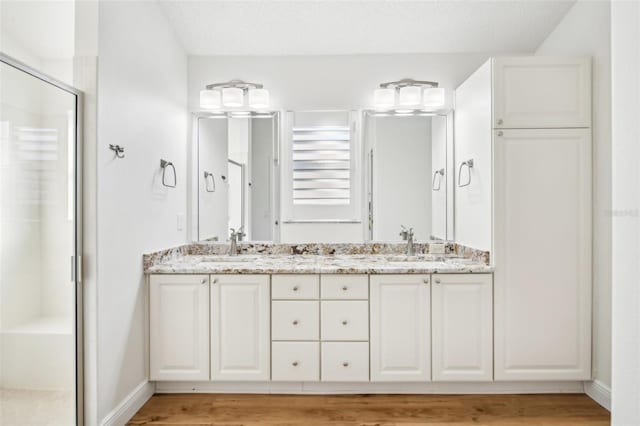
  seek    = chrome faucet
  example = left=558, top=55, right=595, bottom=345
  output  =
left=229, top=228, right=238, bottom=256
left=399, top=225, right=415, bottom=256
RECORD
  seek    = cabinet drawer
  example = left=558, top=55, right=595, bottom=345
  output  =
left=321, top=342, right=369, bottom=382
left=272, top=342, right=319, bottom=381
left=272, top=301, right=319, bottom=341
left=321, top=275, right=368, bottom=300
left=321, top=301, right=369, bottom=341
left=272, top=275, right=319, bottom=300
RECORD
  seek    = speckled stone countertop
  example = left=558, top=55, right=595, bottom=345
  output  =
left=145, top=254, right=493, bottom=275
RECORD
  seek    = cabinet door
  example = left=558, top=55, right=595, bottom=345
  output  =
left=494, top=129, right=592, bottom=380
left=149, top=274, right=210, bottom=381
left=211, top=275, right=270, bottom=381
left=493, top=57, right=591, bottom=129
left=370, top=275, right=431, bottom=381
left=432, top=274, right=493, bottom=381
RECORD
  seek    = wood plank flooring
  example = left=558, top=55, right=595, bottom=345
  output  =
left=128, top=393, right=610, bottom=425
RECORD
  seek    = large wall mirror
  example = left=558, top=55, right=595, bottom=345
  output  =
left=363, top=111, right=452, bottom=242
left=192, top=110, right=452, bottom=244
left=195, top=113, right=278, bottom=242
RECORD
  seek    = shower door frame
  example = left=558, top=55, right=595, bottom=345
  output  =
left=0, top=52, right=84, bottom=426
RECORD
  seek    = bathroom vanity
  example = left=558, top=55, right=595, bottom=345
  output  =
left=145, top=244, right=495, bottom=387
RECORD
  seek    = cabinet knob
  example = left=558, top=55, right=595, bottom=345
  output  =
left=497, top=119, right=503, bottom=125
left=292, top=286, right=299, bottom=291
left=342, top=320, right=348, bottom=326
left=201, top=278, right=207, bottom=284
left=342, top=286, right=348, bottom=291
left=497, top=131, right=504, bottom=136
left=292, top=320, right=299, bottom=325
left=423, top=278, right=430, bottom=284
left=292, top=361, right=299, bottom=367
left=212, top=278, right=218, bottom=284
left=435, top=279, right=441, bottom=284
left=342, top=362, right=349, bottom=367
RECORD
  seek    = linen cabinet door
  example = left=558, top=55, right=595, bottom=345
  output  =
left=494, top=129, right=591, bottom=381
left=370, top=275, right=431, bottom=381
left=149, top=274, right=210, bottom=381
left=211, top=275, right=270, bottom=381
left=432, top=274, right=493, bottom=381
left=493, top=56, right=591, bottom=129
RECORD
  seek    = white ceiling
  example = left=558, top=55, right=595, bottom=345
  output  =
left=159, top=0, right=576, bottom=56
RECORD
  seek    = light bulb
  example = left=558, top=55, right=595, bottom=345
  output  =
left=423, top=87, right=446, bottom=108
left=200, top=89, right=221, bottom=109
left=248, top=88, right=269, bottom=109
left=398, top=86, right=421, bottom=106
left=222, top=87, right=244, bottom=107
left=373, top=88, right=395, bottom=109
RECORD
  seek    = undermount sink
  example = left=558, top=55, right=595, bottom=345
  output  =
left=199, top=255, right=260, bottom=263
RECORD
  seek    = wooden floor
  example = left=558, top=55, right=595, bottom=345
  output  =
left=128, top=393, right=610, bottom=425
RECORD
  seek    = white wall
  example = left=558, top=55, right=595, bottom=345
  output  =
left=96, top=1, right=188, bottom=423
left=189, top=54, right=489, bottom=242
left=453, top=59, right=493, bottom=252
left=611, top=2, right=640, bottom=424
left=535, top=0, right=612, bottom=392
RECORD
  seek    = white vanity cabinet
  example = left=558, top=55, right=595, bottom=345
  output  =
left=492, top=56, right=591, bottom=129
left=493, top=129, right=592, bottom=381
left=456, top=56, right=592, bottom=382
left=149, top=274, right=210, bottom=381
left=431, top=274, right=493, bottom=381
left=210, top=274, right=270, bottom=381
left=370, top=274, right=431, bottom=382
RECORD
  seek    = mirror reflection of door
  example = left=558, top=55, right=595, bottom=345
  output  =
left=227, top=159, right=244, bottom=235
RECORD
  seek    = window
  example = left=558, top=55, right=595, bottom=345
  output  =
left=282, top=111, right=361, bottom=222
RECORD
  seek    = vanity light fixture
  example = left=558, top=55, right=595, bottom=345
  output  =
left=373, top=78, right=445, bottom=110
left=200, top=79, right=270, bottom=110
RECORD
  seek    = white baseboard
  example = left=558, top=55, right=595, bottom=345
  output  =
left=155, top=380, right=585, bottom=395
left=584, top=380, right=611, bottom=411
left=100, top=380, right=155, bottom=426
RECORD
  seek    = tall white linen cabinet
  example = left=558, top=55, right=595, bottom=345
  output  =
left=455, top=56, right=592, bottom=381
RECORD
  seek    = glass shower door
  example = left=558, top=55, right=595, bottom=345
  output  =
left=0, top=56, right=81, bottom=425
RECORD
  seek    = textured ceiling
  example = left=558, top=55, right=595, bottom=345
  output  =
left=159, top=0, right=576, bottom=56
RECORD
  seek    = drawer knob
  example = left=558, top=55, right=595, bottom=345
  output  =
left=342, top=286, right=348, bottom=291
left=341, top=320, right=348, bottom=326
left=292, top=361, right=299, bottom=367
left=292, top=286, right=299, bottom=291
left=201, top=278, right=207, bottom=284
left=342, top=362, right=349, bottom=367
left=292, top=320, right=299, bottom=325
left=497, top=118, right=503, bottom=125
left=435, top=279, right=441, bottom=284
left=423, top=278, right=429, bottom=284
left=212, top=278, right=218, bottom=284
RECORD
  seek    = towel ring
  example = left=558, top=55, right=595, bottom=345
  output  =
left=432, top=168, right=445, bottom=191
left=204, top=171, right=216, bottom=192
left=457, top=159, right=474, bottom=187
left=160, top=159, right=176, bottom=188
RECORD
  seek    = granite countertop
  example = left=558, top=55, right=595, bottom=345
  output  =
left=145, top=254, right=494, bottom=275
